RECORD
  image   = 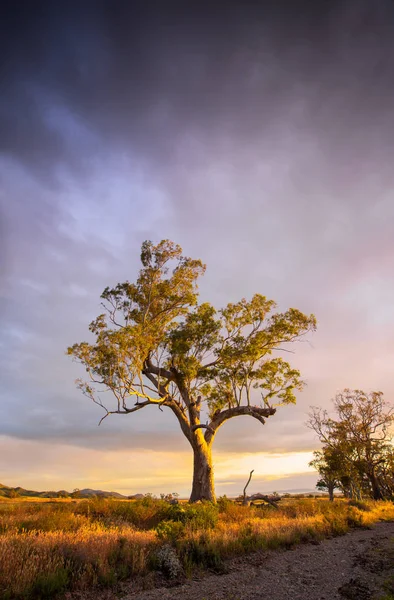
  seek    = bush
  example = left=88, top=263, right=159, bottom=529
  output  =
left=155, top=544, right=183, bottom=579
left=156, top=520, right=185, bottom=543
left=78, top=497, right=168, bottom=530
left=180, top=536, right=224, bottom=573
left=280, top=499, right=321, bottom=519
left=346, top=506, right=366, bottom=528
left=348, top=499, right=372, bottom=512
left=218, top=500, right=259, bottom=523
left=30, top=568, right=69, bottom=598
left=162, top=502, right=219, bottom=530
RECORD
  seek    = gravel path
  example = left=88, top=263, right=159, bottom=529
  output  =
left=123, top=522, right=394, bottom=600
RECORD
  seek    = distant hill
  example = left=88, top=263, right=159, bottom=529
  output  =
left=0, top=483, right=129, bottom=499
left=77, top=488, right=128, bottom=499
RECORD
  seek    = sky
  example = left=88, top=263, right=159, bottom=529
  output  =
left=1, top=0, right=394, bottom=497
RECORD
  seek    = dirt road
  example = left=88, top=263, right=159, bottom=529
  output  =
left=124, top=522, right=394, bottom=600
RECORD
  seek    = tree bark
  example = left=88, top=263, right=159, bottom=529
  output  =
left=189, top=441, right=216, bottom=502
left=328, top=481, right=335, bottom=502
left=369, top=470, right=384, bottom=500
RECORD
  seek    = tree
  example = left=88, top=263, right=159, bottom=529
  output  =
left=309, top=447, right=342, bottom=501
left=68, top=240, right=316, bottom=502
left=308, top=389, right=394, bottom=500
left=7, top=488, right=20, bottom=499
left=377, top=446, right=394, bottom=499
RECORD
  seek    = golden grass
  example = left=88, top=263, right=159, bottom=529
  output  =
left=0, top=525, right=156, bottom=597
left=0, top=497, right=393, bottom=598
left=0, top=496, right=76, bottom=504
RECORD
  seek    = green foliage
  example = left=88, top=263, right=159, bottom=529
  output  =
left=7, top=489, right=20, bottom=499
left=68, top=240, right=205, bottom=388
left=382, top=574, right=394, bottom=600
left=74, top=497, right=219, bottom=533
left=348, top=499, right=372, bottom=512
left=78, top=496, right=168, bottom=530
left=156, top=520, right=186, bottom=543
left=180, top=536, right=224, bottom=572
left=30, top=568, right=69, bottom=599
left=166, top=502, right=219, bottom=530
left=216, top=495, right=233, bottom=510
left=346, top=506, right=366, bottom=528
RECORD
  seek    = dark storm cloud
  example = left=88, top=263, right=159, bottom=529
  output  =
left=3, top=0, right=394, bottom=180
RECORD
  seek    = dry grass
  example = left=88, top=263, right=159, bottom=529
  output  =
left=1, top=496, right=393, bottom=599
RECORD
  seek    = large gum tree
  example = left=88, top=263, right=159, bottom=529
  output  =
left=68, top=240, right=316, bottom=502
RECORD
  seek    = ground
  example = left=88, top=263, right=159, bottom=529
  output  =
left=113, top=522, right=394, bottom=600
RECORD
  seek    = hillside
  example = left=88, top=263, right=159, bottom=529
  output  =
left=0, top=482, right=129, bottom=499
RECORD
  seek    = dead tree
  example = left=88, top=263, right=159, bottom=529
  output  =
left=240, top=470, right=281, bottom=508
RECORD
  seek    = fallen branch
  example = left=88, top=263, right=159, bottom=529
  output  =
left=249, top=493, right=281, bottom=509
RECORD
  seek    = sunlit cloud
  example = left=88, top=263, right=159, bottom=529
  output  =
left=0, top=437, right=317, bottom=496
left=214, top=452, right=315, bottom=480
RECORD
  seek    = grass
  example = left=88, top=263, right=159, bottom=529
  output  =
left=0, top=496, right=393, bottom=598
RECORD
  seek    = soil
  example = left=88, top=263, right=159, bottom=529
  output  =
left=120, top=522, right=394, bottom=600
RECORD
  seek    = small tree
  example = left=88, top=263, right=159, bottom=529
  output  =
left=68, top=240, right=316, bottom=502
left=7, top=489, right=20, bottom=499
left=308, top=389, right=394, bottom=500
left=309, top=448, right=341, bottom=501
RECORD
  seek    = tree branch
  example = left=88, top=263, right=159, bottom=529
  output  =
left=96, top=399, right=152, bottom=425
left=191, top=423, right=215, bottom=435
left=143, top=357, right=174, bottom=381
left=243, top=469, right=254, bottom=505
left=168, top=402, right=192, bottom=442
left=205, top=405, right=276, bottom=443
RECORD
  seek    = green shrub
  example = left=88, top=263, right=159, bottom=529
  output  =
left=180, top=536, right=224, bottom=573
left=346, top=506, right=365, bottom=528
left=156, top=520, right=185, bottom=543
left=348, top=499, right=372, bottom=512
left=162, top=502, right=219, bottom=530
left=30, top=568, right=69, bottom=598
left=217, top=496, right=233, bottom=511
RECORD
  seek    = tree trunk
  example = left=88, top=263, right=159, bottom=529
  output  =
left=369, top=470, right=384, bottom=500
left=189, top=442, right=216, bottom=502
left=328, top=481, right=335, bottom=502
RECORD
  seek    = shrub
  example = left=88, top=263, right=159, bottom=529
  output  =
left=218, top=500, right=259, bottom=523
left=156, top=520, right=185, bottom=543
left=348, top=499, right=372, bottom=512
left=155, top=544, right=183, bottom=579
left=179, top=536, right=224, bottom=573
left=162, top=502, right=219, bottom=530
left=346, top=506, right=365, bottom=528
left=30, top=567, right=69, bottom=598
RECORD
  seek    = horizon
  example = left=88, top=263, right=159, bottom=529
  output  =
left=1, top=479, right=322, bottom=499
left=1, top=0, right=394, bottom=498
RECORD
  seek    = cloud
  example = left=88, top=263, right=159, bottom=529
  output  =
left=1, top=0, right=394, bottom=493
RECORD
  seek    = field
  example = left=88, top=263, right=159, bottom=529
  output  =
left=1, top=496, right=394, bottom=599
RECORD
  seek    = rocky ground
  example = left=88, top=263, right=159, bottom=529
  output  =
left=68, top=522, right=394, bottom=600
left=122, top=522, right=394, bottom=600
